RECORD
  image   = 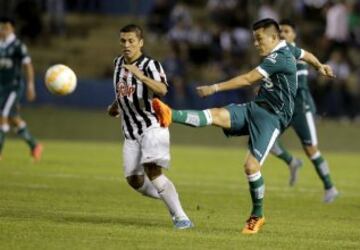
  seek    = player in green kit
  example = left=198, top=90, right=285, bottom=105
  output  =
left=0, top=17, right=43, bottom=161
left=269, top=20, right=339, bottom=203
left=152, top=19, right=334, bottom=234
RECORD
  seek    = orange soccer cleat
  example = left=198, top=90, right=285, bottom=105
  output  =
left=241, top=216, right=265, bottom=235
left=152, top=98, right=172, bottom=127
left=31, top=143, right=43, bottom=162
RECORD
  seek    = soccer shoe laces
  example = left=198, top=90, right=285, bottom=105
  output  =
left=246, top=216, right=261, bottom=230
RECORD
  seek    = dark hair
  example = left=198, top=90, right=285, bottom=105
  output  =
left=0, top=16, right=15, bottom=26
left=120, top=24, right=143, bottom=39
left=279, top=19, right=296, bottom=30
left=252, top=18, right=280, bottom=34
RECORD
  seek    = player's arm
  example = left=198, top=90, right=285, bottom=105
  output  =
left=107, top=99, right=120, bottom=117
left=22, top=61, right=36, bottom=101
left=196, top=69, right=263, bottom=97
left=301, top=50, right=335, bottom=78
left=122, top=64, right=167, bottom=96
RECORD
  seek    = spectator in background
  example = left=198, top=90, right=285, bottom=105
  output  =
left=302, top=0, right=328, bottom=20
left=14, top=0, right=43, bottom=42
left=219, top=26, right=251, bottom=57
left=258, top=0, right=279, bottom=21
left=162, top=46, right=187, bottom=108
left=348, top=0, right=360, bottom=47
left=321, top=50, right=351, bottom=117
left=187, top=22, right=212, bottom=65
left=147, top=0, right=174, bottom=37
left=206, top=0, right=238, bottom=27
left=170, top=2, right=192, bottom=28
left=344, top=70, right=360, bottom=120
left=47, top=0, right=65, bottom=35
left=324, top=0, right=349, bottom=52
left=167, top=16, right=190, bottom=61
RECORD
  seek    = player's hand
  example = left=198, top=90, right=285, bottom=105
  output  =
left=318, top=64, right=335, bottom=78
left=107, top=103, right=120, bottom=117
left=122, top=64, right=145, bottom=81
left=196, top=85, right=217, bottom=97
left=26, top=84, right=36, bottom=102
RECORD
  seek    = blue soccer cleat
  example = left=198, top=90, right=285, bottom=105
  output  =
left=173, top=219, right=194, bottom=230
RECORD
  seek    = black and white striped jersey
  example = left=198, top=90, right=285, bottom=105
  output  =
left=113, top=54, right=168, bottom=140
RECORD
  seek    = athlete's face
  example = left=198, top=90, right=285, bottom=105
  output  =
left=253, top=28, right=279, bottom=56
left=280, top=25, right=296, bottom=43
left=0, top=23, right=13, bottom=39
left=120, top=32, right=143, bottom=62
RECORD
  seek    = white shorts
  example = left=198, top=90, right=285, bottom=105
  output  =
left=123, top=127, right=170, bottom=177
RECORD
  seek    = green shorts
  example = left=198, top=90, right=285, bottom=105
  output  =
left=0, top=86, right=24, bottom=118
left=223, top=102, right=281, bottom=165
left=290, top=89, right=318, bottom=146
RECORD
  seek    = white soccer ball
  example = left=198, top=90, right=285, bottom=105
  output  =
left=45, top=64, right=77, bottom=95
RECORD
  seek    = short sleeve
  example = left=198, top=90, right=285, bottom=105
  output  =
left=256, top=52, right=283, bottom=78
left=287, top=43, right=304, bottom=60
left=145, top=60, right=168, bottom=86
left=17, top=43, right=31, bottom=64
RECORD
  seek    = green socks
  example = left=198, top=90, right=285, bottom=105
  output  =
left=172, top=109, right=212, bottom=127
left=17, top=126, right=37, bottom=150
left=311, top=152, right=333, bottom=190
left=247, top=172, right=265, bottom=217
left=271, top=140, right=293, bottom=165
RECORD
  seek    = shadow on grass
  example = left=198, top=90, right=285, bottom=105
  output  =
left=0, top=209, right=168, bottom=229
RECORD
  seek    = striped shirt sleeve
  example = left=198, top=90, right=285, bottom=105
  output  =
left=145, top=60, right=168, bottom=86
left=18, top=43, right=31, bottom=64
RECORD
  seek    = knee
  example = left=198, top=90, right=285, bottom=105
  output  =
left=9, top=117, right=24, bottom=128
left=144, top=163, right=162, bottom=180
left=126, top=175, right=145, bottom=190
left=303, top=145, right=318, bottom=158
left=210, top=108, right=231, bottom=128
left=244, top=158, right=261, bottom=175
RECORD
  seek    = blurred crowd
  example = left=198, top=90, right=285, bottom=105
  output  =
left=1, top=0, right=359, bottom=120
left=147, top=0, right=360, bottom=120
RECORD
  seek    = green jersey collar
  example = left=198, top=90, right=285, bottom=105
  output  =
left=270, top=40, right=287, bottom=53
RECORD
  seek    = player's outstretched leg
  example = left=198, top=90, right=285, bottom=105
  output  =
left=152, top=98, right=212, bottom=128
left=242, top=153, right=266, bottom=234
left=271, top=140, right=303, bottom=186
left=145, top=164, right=193, bottom=230
left=12, top=119, right=43, bottom=161
left=305, top=146, right=339, bottom=203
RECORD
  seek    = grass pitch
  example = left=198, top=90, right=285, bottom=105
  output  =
left=0, top=139, right=359, bottom=250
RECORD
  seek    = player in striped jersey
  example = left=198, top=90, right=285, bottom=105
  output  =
left=0, top=17, right=42, bottom=161
left=107, top=24, right=193, bottom=229
left=270, top=20, right=339, bottom=202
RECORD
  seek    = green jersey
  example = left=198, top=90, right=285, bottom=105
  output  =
left=0, top=34, right=30, bottom=91
left=288, top=42, right=309, bottom=90
left=255, top=40, right=304, bottom=127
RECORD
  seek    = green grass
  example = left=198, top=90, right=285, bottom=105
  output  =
left=21, top=106, right=360, bottom=152
left=0, top=140, right=359, bottom=249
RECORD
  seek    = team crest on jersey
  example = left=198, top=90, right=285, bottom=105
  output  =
left=117, top=82, right=135, bottom=98
left=265, top=53, right=278, bottom=64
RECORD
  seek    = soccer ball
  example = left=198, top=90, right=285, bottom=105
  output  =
left=45, top=64, right=77, bottom=95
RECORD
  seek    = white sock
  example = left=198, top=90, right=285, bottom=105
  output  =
left=151, top=175, right=189, bottom=221
left=137, top=175, right=160, bottom=199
